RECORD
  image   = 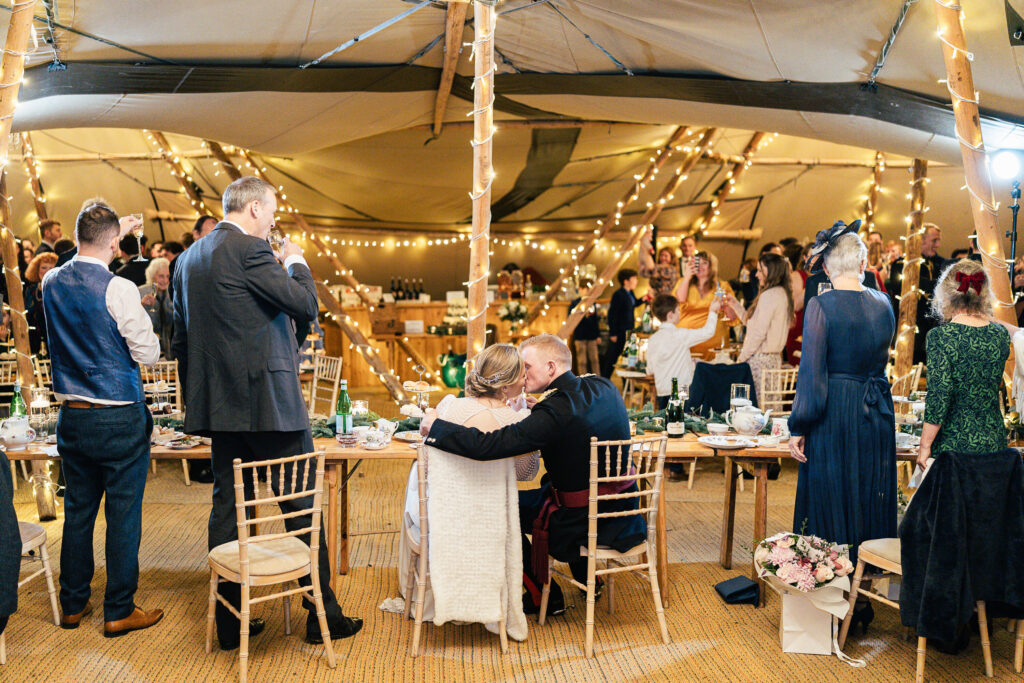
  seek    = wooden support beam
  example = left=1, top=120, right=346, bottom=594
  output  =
left=557, top=128, right=718, bottom=340
left=394, top=335, right=441, bottom=383
left=205, top=140, right=242, bottom=182
left=691, top=132, right=772, bottom=236
left=934, top=4, right=1015, bottom=330
left=145, top=130, right=219, bottom=218
left=0, top=1, right=55, bottom=521
left=19, top=132, right=47, bottom=224
left=861, top=151, right=886, bottom=234
left=699, top=228, right=764, bottom=241
left=432, top=1, right=469, bottom=137
left=523, top=125, right=693, bottom=327
left=467, top=2, right=496, bottom=360
left=420, top=119, right=654, bottom=133
left=9, top=149, right=210, bottom=163
left=892, top=158, right=927, bottom=396
left=316, top=281, right=408, bottom=404
left=699, top=152, right=944, bottom=169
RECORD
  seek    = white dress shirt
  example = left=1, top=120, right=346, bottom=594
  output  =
left=50, top=255, right=161, bottom=405
left=647, top=312, right=719, bottom=397
left=220, top=220, right=308, bottom=271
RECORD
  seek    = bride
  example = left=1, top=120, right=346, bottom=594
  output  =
left=398, top=343, right=539, bottom=641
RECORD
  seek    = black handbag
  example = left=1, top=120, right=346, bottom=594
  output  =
left=714, top=575, right=760, bottom=606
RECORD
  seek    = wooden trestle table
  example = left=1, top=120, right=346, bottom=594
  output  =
left=6, top=436, right=917, bottom=607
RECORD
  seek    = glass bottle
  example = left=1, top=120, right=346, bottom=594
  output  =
left=666, top=377, right=684, bottom=438
left=10, top=379, right=26, bottom=417
left=335, top=379, right=352, bottom=435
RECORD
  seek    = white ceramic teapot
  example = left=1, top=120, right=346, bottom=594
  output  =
left=724, top=405, right=772, bottom=437
left=0, top=415, right=35, bottom=451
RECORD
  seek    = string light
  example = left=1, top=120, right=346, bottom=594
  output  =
left=691, top=131, right=777, bottom=236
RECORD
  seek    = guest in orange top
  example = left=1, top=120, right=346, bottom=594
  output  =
left=672, top=250, right=741, bottom=358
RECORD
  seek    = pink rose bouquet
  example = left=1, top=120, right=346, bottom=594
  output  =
left=755, top=533, right=852, bottom=592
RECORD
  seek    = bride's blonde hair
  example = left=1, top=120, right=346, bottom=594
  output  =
left=464, top=344, right=524, bottom=398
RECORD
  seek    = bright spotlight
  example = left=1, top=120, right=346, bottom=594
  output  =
left=992, top=150, right=1022, bottom=180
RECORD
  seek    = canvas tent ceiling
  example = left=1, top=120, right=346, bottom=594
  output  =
left=0, top=0, right=1022, bottom=288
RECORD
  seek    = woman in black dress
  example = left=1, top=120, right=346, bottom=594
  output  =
left=788, top=222, right=896, bottom=627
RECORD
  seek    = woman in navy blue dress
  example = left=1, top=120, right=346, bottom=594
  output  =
left=788, top=223, right=897, bottom=578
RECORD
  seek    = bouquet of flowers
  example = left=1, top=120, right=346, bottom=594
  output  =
left=754, top=532, right=854, bottom=592
left=497, top=300, right=528, bottom=330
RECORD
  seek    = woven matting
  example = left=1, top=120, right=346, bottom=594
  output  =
left=3, top=456, right=1015, bottom=681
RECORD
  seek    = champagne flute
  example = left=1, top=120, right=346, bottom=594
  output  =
left=268, top=227, right=285, bottom=253
left=130, top=213, right=146, bottom=262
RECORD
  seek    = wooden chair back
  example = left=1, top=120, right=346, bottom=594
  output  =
left=231, top=449, right=326, bottom=582
left=891, top=363, right=923, bottom=398
left=587, top=435, right=667, bottom=545
left=308, top=355, right=343, bottom=416
left=760, top=367, right=799, bottom=414
left=0, top=360, right=18, bottom=407
left=33, top=358, right=51, bottom=387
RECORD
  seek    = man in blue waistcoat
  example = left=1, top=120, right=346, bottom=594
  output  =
left=42, top=204, right=164, bottom=637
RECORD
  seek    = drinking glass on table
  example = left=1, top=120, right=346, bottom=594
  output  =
left=730, top=383, right=751, bottom=408
left=268, top=227, right=285, bottom=253
left=130, top=213, right=147, bottom=261
left=817, top=282, right=832, bottom=296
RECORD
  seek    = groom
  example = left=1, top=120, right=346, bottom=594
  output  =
left=420, top=334, right=645, bottom=613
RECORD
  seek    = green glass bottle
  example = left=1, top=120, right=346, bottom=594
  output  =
left=335, top=379, right=352, bottom=435
left=9, top=379, right=26, bottom=417
left=666, top=377, right=684, bottom=438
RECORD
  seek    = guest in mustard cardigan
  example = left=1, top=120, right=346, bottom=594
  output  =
left=672, top=250, right=741, bottom=358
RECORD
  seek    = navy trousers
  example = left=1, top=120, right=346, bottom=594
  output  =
left=57, top=402, right=152, bottom=621
left=0, top=450, right=19, bottom=620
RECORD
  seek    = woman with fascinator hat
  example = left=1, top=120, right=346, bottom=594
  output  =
left=802, top=220, right=884, bottom=312
left=788, top=223, right=897, bottom=633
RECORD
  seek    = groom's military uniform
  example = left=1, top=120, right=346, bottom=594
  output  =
left=425, top=371, right=646, bottom=605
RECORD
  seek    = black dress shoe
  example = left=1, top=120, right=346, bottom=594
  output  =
left=190, top=467, right=215, bottom=484
left=219, top=618, right=266, bottom=651
left=305, top=615, right=363, bottom=644
left=522, top=591, right=566, bottom=617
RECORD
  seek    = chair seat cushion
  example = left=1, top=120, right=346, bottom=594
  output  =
left=19, top=521, right=45, bottom=554
left=209, top=537, right=311, bottom=577
left=859, top=537, right=901, bottom=566
left=580, top=542, right=648, bottom=560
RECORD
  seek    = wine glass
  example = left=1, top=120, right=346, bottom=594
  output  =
left=130, top=213, right=147, bottom=261
left=730, top=383, right=751, bottom=408
left=817, top=282, right=833, bottom=296
left=268, top=227, right=285, bottom=253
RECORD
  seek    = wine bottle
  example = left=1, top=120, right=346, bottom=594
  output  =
left=666, top=377, right=684, bottom=438
left=640, top=305, right=653, bottom=334
left=390, top=277, right=399, bottom=300
left=403, top=278, right=413, bottom=300
left=417, top=278, right=425, bottom=299
left=626, top=333, right=638, bottom=369
left=335, top=379, right=353, bottom=435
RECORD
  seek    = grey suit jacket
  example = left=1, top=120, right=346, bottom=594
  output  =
left=171, top=223, right=317, bottom=434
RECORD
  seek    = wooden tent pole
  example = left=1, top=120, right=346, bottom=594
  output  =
left=432, top=1, right=469, bottom=136
left=934, top=3, right=1015, bottom=328
left=20, top=132, right=47, bottom=223
left=145, top=131, right=220, bottom=218
left=0, top=1, right=55, bottom=520
left=522, top=125, right=692, bottom=329
left=861, top=151, right=886, bottom=234
left=892, top=159, right=928, bottom=395
left=316, top=281, right=408, bottom=402
left=466, top=1, right=496, bottom=360
left=204, top=140, right=242, bottom=182
left=690, top=132, right=772, bottom=237
left=558, top=128, right=718, bottom=340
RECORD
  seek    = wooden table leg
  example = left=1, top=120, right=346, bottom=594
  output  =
left=719, top=454, right=737, bottom=569
left=339, top=460, right=349, bottom=575
left=657, top=473, right=669, bottom=608
left=752, top=462, right=769, bottom=607
left=325, top=464, right=338, bottom=595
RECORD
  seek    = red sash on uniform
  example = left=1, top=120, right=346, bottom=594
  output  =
left=531, top=471, right=637, bottom=585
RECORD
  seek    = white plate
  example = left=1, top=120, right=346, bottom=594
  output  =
left=362, top=442, right=389, bottom=451
left=697, top=435, right=757, bottom=450
left=144, top=383, right=172, bottom=394
left=393, top=430, right=422, bottom=443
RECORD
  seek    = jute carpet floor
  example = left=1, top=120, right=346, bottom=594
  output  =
left=3, top=457, right=1015, bottom=681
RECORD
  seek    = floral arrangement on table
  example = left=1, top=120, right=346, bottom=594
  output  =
left=754, top=532, right=853, bottom=592
left=497, top=300, right=528, bottom=331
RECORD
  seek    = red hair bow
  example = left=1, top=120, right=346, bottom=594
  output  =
left=955, top=270, right=985, bottom=294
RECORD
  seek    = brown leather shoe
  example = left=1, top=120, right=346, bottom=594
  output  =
left=103, top=607, right=164, bottom=638
left=60, top=602, right=93, bottom=629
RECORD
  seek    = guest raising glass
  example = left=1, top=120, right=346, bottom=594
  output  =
left=673, top=249, right=741, bottom=358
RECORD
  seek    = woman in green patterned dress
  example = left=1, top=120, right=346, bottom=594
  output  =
left=900, top=258, right=1024, bottom=651
left=916, top=259, right=1009, bottom=466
